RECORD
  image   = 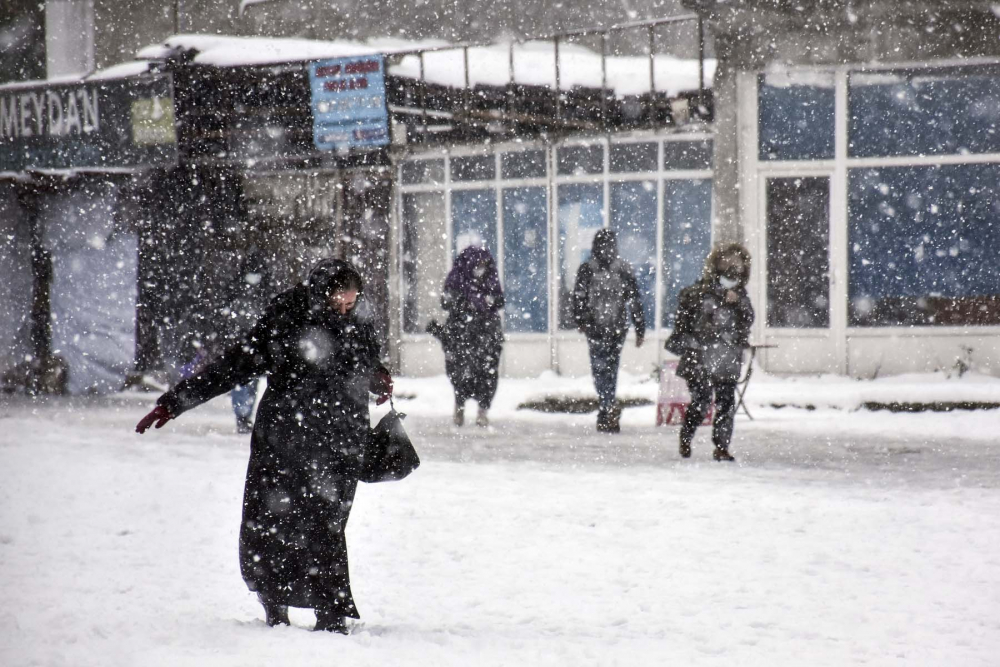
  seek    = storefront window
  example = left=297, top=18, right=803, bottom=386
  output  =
left=758, top=72, right=835, bottom=161
left=402, top=192, right=447, bottom=333
left=766, top=177, right=831, bottom=328
left=451, top=188, right=497, bottom=254
left=662, top=179, right=712, bottom=328
left=557, top=183, right=604, bottom=329
left=848, top=164, right=1000, bottom=326
left=502, top=187, right=548, bottom=332
left=849, top=70, right=1000, bottom=158
left=451, top=154, right=496, bottom=181
left=664, top=140, right=713, bottom=171
left=557, top=144, right=604, bottom=176
left=610, top=181, right=657, bottom=330
left=401, top=158, right=445, bottom=185
left=502, top=150, right=546, bottom=180
left=610, top=142, right=658, bottom=173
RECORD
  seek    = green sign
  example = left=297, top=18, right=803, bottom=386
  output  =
left=0, top=74, right=177, bottom=172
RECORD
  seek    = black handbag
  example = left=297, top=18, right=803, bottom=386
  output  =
left=361, top=399, right=420, bottom=483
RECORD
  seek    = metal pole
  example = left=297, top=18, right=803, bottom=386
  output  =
left=698, top=15, right=706, bottom=116
left=463, top=46, right=471, bottom=115
left=419, top=52, right=427, bottom=133
left=648, top=25, right=655, bottom=95
left=554, top=37, right=561, bottom=124
left=508, top=41, right=515, bottom=122
left=600, top=32, right=608, bottom=131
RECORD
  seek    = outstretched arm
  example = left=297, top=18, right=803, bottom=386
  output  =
left=136, top=313, right=273, bottom=433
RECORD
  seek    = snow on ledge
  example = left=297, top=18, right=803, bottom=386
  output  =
left=135, top=34, right=715, bottom=98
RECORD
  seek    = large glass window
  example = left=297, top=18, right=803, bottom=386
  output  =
left=849, top=70, right=1000, bottom=158
left=502, top=187, right=548, bottom=332
left=401, top=159, right=445, bottom=185
left=451, top=189, right=497, bottom=255
left=662, top=179, right=712, bottom=327
left=848, top=164, right=1000, bottom=326
left=557, top=144, right=604, bottom=176
left=557, top=183, right=604, bottom=329
left=766, top=177, right=831, bottom=328
left=402, top=192, right=447, bottom=333
left=664, top=140, right=713, bottom=171
left=610, top=181, right=657, bottom=330
left=610, top=142, right=658, bottom=173
left=502, top=150, right=546, bottom=179
left=451, top=154, right=496, bottom=181
left=759, top=72, right=835, bottom=161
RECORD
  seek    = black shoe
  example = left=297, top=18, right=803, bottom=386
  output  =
left=261, top=600, right=289, bottom=627
left=679, top=441, right=692, bottom=458
left=713, top=447, right=735, bottom=462
left=314, top=609, right=348, bottom=634
left=596, top=407, right=621, bottom=433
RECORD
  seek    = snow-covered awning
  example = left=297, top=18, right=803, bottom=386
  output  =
left=135, top=33, right=714, bottom=99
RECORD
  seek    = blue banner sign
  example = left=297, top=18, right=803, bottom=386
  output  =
left=309, top=55, right=389, bottom=152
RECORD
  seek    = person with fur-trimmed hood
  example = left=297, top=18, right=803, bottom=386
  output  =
left=666, top=243, right=754, bottom=461
left=135, top=259, right=393, bottom=633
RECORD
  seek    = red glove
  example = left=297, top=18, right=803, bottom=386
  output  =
left=372, top=369, right=393, bottom=406
left=136, top=405, right=173, bottom=434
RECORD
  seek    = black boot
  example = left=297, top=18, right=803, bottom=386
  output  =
left=596, top=406, right=621, bottom=433
left=679, top=437, right=692, bottom=459
left=314, top=608, right=348, bottom=634
left=713, top=447, right=735, bottom=462
left=260, top=596, right=289, bottom=627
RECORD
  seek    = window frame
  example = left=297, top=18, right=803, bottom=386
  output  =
left=396, top=133, right=715, bottom=341
left=752, top=61, right=1000, bottom=336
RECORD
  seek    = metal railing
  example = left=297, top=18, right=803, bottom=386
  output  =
left=386, top=13, right=709, bottom=135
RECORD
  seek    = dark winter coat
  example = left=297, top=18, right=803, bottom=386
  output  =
left=572, top=258, right=645, bottom=342
left=667, top=246, right=754, bottom=383
left=157, top=283, right=386, bottom=615
left=440, top=246, right=504, bottom=408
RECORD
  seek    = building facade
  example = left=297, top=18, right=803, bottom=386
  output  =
left=686, top=0, right=1000, bottom=377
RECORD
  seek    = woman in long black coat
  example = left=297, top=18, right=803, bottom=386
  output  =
left=136, top=259, right=393, bottom=633
left=441, top=246, right=504, bottom=428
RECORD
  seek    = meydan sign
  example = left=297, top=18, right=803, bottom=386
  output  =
left=0, top=74, right=177, bottom=172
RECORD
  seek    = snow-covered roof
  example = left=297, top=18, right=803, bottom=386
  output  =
left=135, top=34, right=714, bottom=98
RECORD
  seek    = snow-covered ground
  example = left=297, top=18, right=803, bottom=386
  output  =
left=3, top=372, right=1000, bottom=666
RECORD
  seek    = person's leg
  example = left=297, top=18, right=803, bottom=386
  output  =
left=258, top=593, right=289, bottom=627
left=679, top=377, right=711, bottom=457
left=231, top=382, right=256, bottom=433
left=475, top=345, right=502, bottom=427
left=711, top=381, right=738, bottom=461
left=588, top=338, right=616, bottom=430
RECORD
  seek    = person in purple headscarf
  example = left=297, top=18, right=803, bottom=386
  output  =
left=441, top=245, right=505, bottom=427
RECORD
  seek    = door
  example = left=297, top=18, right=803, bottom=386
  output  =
left=760, top=174, right=845, bottom=373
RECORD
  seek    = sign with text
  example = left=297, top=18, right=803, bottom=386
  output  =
left=309, top=55, right=389, bottom=153
left=0, top=74, right=177, bottom=172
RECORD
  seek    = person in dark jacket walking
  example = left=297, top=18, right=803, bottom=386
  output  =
left=666, top=243, right=754, bottom=461
left=135, top=259, right=393, bottom=633
left=572, top=229, right=645, bottom=433
left=223, top=250, right=273, bottom=434
left=440, top=245, right=504, bottom=428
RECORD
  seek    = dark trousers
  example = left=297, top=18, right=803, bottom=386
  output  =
left=680, top=378, right=738, bottom=450
left=587, top=336, right=624, bottom=413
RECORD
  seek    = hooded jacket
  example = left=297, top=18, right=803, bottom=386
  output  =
left=572, top=230, right=646, bottom=341
left=666, top=244, right=755, bottom=383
